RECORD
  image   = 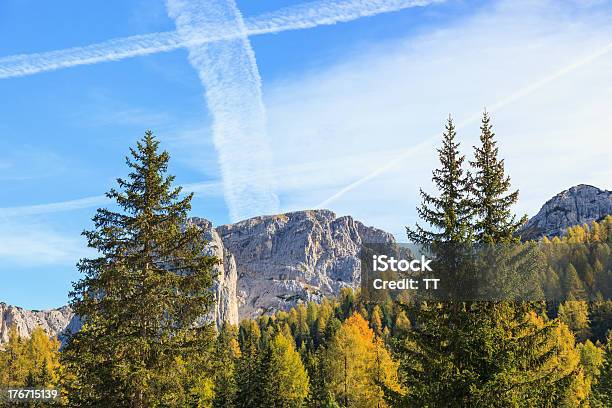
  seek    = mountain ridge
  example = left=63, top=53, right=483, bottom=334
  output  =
left=5, top=185, right=612, bottom=344
left=1, top=209, right=392, bottom=343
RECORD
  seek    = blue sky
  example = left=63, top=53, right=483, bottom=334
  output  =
left=1, top=0, right=611, bottom=309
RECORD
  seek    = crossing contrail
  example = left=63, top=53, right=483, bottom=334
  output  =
left=314, top=39, right=612, bottom=209
left=167, top=0, right=278, bottom=221
left=0, top=0, right=441, bottom=222
left=0, top=0, right=441, bottom=80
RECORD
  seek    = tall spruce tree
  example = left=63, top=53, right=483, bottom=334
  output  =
left=406, top=116, right=477, bottom=301
left=235, top=320, right=263, bottom=408
left=470, top=111, right=526, bottom=243
left=62, top=132, right=218, bottom=407
left=260, top=332, right=310, bottom=408
left=407, top=115, right=472, bottom=245
left=213, top=323, right=241, bottom=408
left=396, top=114, right=589, bottom=406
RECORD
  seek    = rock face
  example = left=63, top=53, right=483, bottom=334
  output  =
left=190, top=217, right=240, bottom=327
left=0, top=209, right=392, bottom=342
left=0, top=303, right=74, bottom=344
left=217, top=210, right=395, bottom=319
left=521, top=184, right=612, bottom=240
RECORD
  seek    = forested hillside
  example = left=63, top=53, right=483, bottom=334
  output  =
left=2, top=285, right=610, bottom=406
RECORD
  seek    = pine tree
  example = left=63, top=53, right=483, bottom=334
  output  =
left=577, top=340, right=605, bottom=404
left=397, top=303, right=586, bottom=406
left=370, top=305, right=384, bottom=336
left=393, top=310, right=411, bottom=337
left=236, top=320, right=263, bottom=407
left=558, top=300, right=591, bottom=342
left=0, top=326, right=61, bottom=390
left=261, top=332, right=310, bottom=407
left=398, top=113, right=593, bottom=406
left=470, top=111, right=526, bottom=243
left=213, top=323, right=240, bottom=408
left=0, top=326, right=27, bottom=386
left=544, top=266, right=563, bottom=301
left=592, top=335, right=612, bottom=407
left=564, top=263, right=587, bottom=300
left=303, top=349, right=327, bottom=407
left=590, top=300, right=612, bottom=343
left=407, top=115, right=473, bottom=245
left=61, top=131, right=217, bottom=407
left=323, top=313, right=401, bottom=407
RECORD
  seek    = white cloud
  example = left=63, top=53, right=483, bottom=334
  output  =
left=0, top=220, right=91, bottom=266
left=0, top=196, right=107, bottom=218
left=0, top=0, right=443, bottom=226
left=264, top=0, right=612, bottom=238
left=0, top=147, right=67, bottom=181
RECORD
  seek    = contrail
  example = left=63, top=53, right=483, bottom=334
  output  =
left=167, top=0, right=278, bottom=221
left=0, top=181, right=218, bottom=218
left=0, top=195, right=107, bottom=218
left=0, top=0, right=442, bottom=221
left=0, top=0, right=442, bottom=79
left=315, top=40, right=612, bottom=209
left=246, top=0, right=443, bottom=35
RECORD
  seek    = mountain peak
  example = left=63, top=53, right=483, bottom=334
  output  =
left=521, top=184, right=612, bottom=240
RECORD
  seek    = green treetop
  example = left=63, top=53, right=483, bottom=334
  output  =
left=407, top=116, right=473, bottom=246
left=470, top=111, right=526, bottom=243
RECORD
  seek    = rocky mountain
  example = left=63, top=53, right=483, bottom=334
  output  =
left=5, top=185, right=612, bottom=343
left=0, top=303, right=75, bottom=344
left=217, top=210, right=394, bottom=319
left=1, top=210, right=392, bottom=343
left=190, top=217, right=240, bottom=326
left=521, top=184, right=612, bottom=240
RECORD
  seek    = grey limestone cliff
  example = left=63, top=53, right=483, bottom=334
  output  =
left=521, top=184, right=612, bottom=240
left=190, top=217, right=240, bottom=327
left=0, top=303, right=74, bottom=344
left=216, top=210, right=395, bottom=319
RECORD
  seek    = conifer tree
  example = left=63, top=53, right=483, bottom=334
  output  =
left=236, top=320, right=263, bottom=407
left=564, top=263, right=588, bottom=300
left=590, top=300, right=612, bottom=343
left=324, top=313, right=401, bottom=407
left=61, top=132, right=217, bottom=407
left=407, top=115, right=473, bottom=245
left=470, top=111, right=526, bottom=243
left=370, top=305, right=383, bottom=336
left=396, top=303, right=587, bottom=406
left=558, top=300, right=591, bottom=342
left=398, top=113, right=594, bottom=406
left=592, top=335, right=612, bottom=406
left=577, top=340, right=604, bottom=402
left=260, top=332, right=310, bottom=407
left=0, top=326, right=61, bottom=391
left=213, top=323, right=240, bottom=408
left=393, top=310, right=411, bottom=337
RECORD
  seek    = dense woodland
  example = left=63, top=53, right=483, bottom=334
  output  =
left=1, top=115, right=611, bottom=407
